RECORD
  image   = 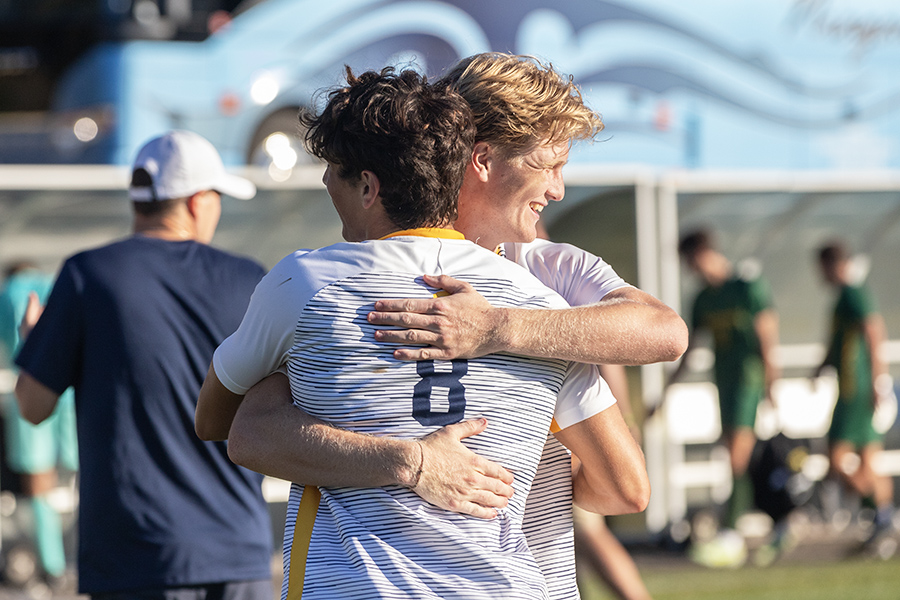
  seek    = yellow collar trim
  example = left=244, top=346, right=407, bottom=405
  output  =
left=380, top=228, right=465, bottom=240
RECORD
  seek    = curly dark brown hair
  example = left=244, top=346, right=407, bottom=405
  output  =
left=301, top=66, right=475, bottom=230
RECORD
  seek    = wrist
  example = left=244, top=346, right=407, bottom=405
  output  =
left=487, top=307, right=513, bottom=354
left=396, top=439, right=425, bottom=488
left=408, top=440, right=425, bottom=490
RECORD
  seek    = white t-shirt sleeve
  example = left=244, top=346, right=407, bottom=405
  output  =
left=502, top=239, right=632, bottom=306
left=213, top=253, right=309, bottom=395
left=502, top=239, right=630, bottom=429
left=553, top=362, right=617, bottom=430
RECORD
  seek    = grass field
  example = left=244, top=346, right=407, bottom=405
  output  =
left=578, top=556, right=900, bottom=600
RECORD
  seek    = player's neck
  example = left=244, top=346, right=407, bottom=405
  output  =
left=133, top=215, right=198, bottom=242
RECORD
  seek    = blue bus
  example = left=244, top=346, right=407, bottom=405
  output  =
left=4, top=0, right=900, bottom=171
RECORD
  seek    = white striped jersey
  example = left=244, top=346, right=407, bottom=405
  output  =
left=214, top=231, right=595, bottom=600
left=503, top=239, right=631, bottom=600
left=523, top=434, right=578, bottom=600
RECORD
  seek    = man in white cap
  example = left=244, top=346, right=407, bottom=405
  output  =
left=14, top=130, right=273, bottom=599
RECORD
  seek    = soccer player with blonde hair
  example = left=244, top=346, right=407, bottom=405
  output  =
left=198, top=53, right=685, bottom=599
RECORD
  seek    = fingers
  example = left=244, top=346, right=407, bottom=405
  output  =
left=478, top=469, right=515, bottom=496
left=440, top=475, right=517, bottom=518
left=429, top=419, right=515, bottom=489
left=370, top=275, right=474, bottom=315
left=18, top=292, right=44, bottom=341
left=372, top=324, right=441, bottom=342
left=391, top=347, right=451, bottom=361
left=446, top=501, right=499, bottom=520
left=441, top=417, right=488, bottom=440
left=421, top=273, right=473, bottom=295
left=24, top=292, right=43, bottom=325
left=372, top=298, right=438, bottom=314
left=411, top=418, right=515, bottom=518
left=419, top=474, right=513, bottom=520
left=372, top=326, right=451, bottom=360
left=471, top=484, right=513, bottom=506
left=476, top=457, right=515, bottom=486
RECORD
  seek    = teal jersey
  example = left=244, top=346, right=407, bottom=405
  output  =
left=0, top=269, right=54, bottom=365
left=0, top=269, right=78, bottom=474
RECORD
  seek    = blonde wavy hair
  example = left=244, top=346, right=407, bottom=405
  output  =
left=438, top=52, right=604, bottom=157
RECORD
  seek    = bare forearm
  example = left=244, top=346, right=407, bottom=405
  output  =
left=14, top=371, right=60, bottom=425
left=555, top=405, right=650, bottom=515
left=228, top=373, right=515, bottom=518
left=571, top=461, right=648, bottom=516
left=496, top=291, right=687, bottom=365
left=754, top=309, right=781, bottom=393
left=370, top=278, right=686, bottom=364
left=865, top=314, right=889, bottom=382
left=195, top=363, right=246, bottom=441
left=228, top=383, right=419, bottom=487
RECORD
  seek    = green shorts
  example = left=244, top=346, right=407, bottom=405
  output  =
left=829, top=392, right=880, bottom=448
left=716, top=360, right=765, bottom=432
left=3, top=391, right=78, bottom=474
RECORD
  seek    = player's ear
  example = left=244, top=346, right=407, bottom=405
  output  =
left=470, top=141, right=492, bottom=183
left=359, top=170, right=380, bottom=209
left=184, top=190, right=215, bottom=222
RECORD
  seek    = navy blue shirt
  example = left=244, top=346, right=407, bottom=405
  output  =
left=17, top=236, right=272, bottom=594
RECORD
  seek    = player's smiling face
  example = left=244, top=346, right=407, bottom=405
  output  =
left=459, top=140, right=568, bottom=249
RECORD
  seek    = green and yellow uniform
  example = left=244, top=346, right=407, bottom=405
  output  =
left=691, top=276, right=772, bottom=431
left=823, top=284, right=880, bottom=447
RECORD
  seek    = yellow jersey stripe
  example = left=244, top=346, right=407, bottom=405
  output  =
left=286, top=486, right=321, bottom=600
left=380, top=228, right=465, bottom=240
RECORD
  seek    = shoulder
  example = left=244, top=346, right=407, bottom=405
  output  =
left=257, top=245, right=362, bottom=298
left=501, top=239, right=629, bottom=303
left=267, top=245, right=353, bottom=278
left=728, top=273, right=764, bottom=295
left=502, top=239, right=589, bottom=265
left=843, top=283, right=870, bottom=298
left=52, top=242, right=120, bottom=283
left=692, top=285, right=715, bottom=312
left=842, top=283, right=874, bottom=311
left=63, top=237, right=163, bottom=275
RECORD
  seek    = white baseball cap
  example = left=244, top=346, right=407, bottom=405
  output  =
left=129, top=130, right=256, bottom=201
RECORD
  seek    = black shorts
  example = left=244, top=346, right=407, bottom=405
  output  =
left=91, top=579, right=273, bottom=600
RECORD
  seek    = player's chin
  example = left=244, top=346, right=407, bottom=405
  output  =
left=507, top=231, right=537, bottom=245
left=520, top=226, right=538, bottom=243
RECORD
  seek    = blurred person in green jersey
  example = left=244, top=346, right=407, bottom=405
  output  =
left=672, top=229, right=780, bottom=568
left=815, top=240, right=895, bottom=556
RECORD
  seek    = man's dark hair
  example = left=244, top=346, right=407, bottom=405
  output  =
left=4, top=260, right=38, bottom=280
left=678, top=228, right=714, bottom=259
left=130, top=167, right=184, bottom=217
left=817, top=240, right=850, bottom=266
left=301, top=66, right=475, bottom=230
